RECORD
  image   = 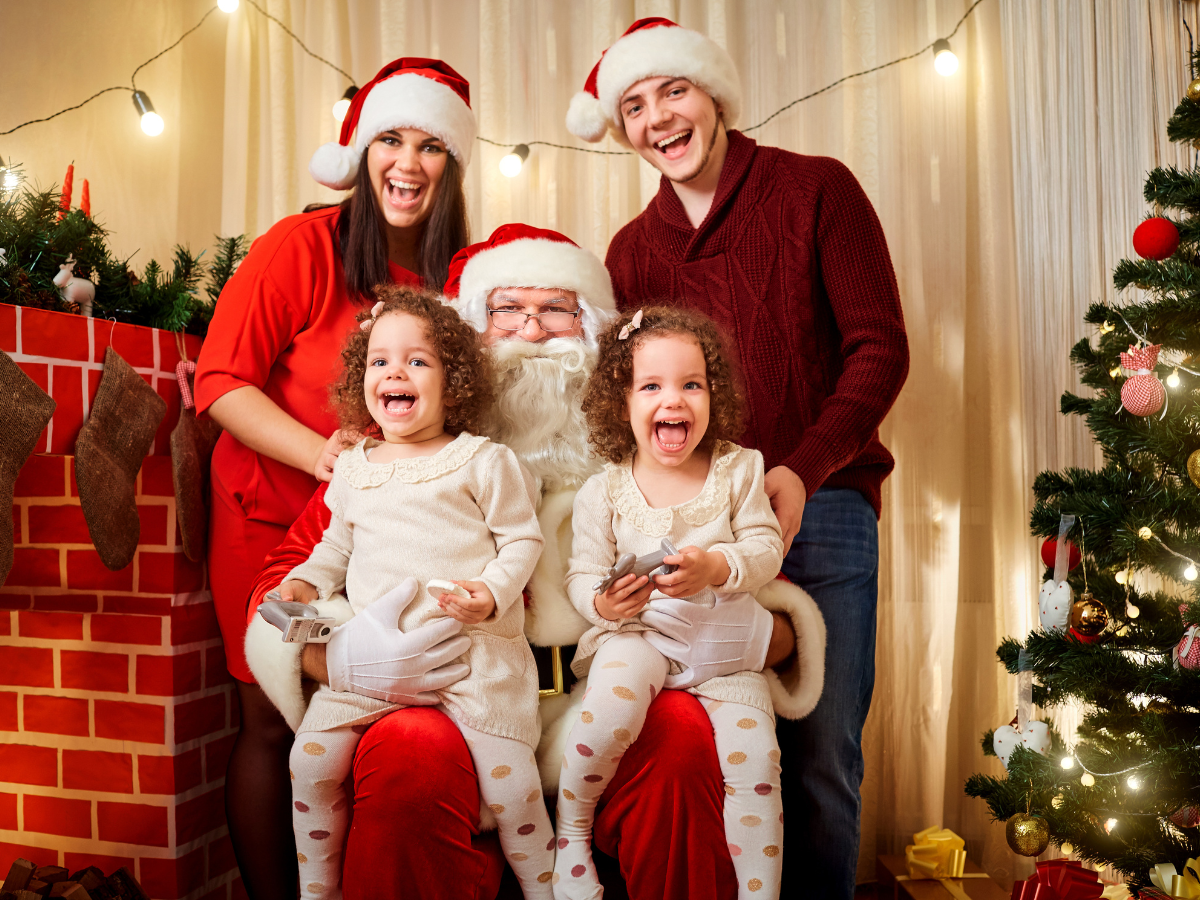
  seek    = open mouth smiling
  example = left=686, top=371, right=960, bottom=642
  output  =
left=380, top=392, right=416, bottom=415
left=386, top=179, right=424, bottom=205
left=654, top=130, right=692, bottom=156
left=654, top=419, right=690, bottom=450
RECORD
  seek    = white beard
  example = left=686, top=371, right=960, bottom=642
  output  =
left=481, top=338, right=601, bottom=496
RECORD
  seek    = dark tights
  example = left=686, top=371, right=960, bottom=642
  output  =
left=226, top=681, right=298, bottom=900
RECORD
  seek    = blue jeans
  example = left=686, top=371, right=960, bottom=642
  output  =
left=777, top=487, right=879, bottom=900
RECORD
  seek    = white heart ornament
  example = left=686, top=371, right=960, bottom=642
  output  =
left=1039, top=579, right=1072, bottom=632
left=993, top=720, right=1051, bottom=769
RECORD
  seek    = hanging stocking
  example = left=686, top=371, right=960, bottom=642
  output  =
left=170, top=359, right=221, bottom=562
left=0, top=352, right=56, bottom=585
left=75, top=347, right=166, bottom=570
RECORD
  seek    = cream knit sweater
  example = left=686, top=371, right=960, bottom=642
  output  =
left=566, top=442, right=785, bottom=718
left=288, top=432, right=545, bottom=747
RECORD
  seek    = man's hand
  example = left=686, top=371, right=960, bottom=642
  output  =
left=653, top=547, right=731, bottom=597
left=325, top=578, right=471, bottom=704
left=640, top=592, right=775, bottom=688
left=277, top=579, right=318, bottom=604
left=595, top=572, right=654, bottom=621
left=313, top=429, right=360, bottom=483
left=439, top=581, right=496, bottom=625
left=765, top=466, right=806, bottom=548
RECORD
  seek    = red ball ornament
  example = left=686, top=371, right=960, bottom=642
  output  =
left=1040, top=537, right=1081, bottom=570
left=1132, top=218, right=1180, bottom=260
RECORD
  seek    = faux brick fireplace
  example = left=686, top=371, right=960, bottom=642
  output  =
left=0, top=305, right=242, bottom=900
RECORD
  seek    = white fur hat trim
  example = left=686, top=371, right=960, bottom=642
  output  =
left=454, top=238, right=617, bottom=344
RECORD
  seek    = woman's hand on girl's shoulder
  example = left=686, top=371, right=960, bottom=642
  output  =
left=595, top=573, right=654, bottom=621
left=313, top=429, right=362, bottom=482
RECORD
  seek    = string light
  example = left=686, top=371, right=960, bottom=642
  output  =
left=1110, top=366, right=1123, bottom=379
left=1168, top=368, right=1182, bottom=388
left=1127, top=775, right=1141, bottom=789
left=932, top=39, right=959, bottom=76
left=1115, top=569, right=1129, bottom=585
left=499, top=144, right=530, bottom=177
left=1185, top=564, right=1197, bottom=582
left=1138, top=527, right=1154, bottom=540
left=1104, top=817, right=1118, bottom=834
left=1061, top=756, right=1076, bottom=770
left=1081, top=773, right=1096, bottom=787
left=332, top=85, right=358, bottom=122
left=218, top=0, right=239, bottom=11
left=132, top=91, right=164, bottom=136
left=1126, top=601, right=1140, bottom=619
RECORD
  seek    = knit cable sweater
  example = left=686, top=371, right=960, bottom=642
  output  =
left=605, top=131, right=909, bottom=517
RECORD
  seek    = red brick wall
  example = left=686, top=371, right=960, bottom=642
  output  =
left=2, top=306, right=242, bottom=899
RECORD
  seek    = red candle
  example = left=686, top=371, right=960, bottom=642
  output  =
left=81, top=179, right=90, bottom=217
left=57, top=163, right=74, bottom=220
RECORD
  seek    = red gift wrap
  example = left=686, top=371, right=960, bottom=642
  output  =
left=1010, top=860, right=1102, bottom=900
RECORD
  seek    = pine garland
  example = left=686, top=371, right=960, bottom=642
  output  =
left=0, top=176, right=246, bottom=335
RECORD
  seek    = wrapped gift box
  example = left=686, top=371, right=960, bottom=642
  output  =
left=877, top=854, right=1009, bottom=900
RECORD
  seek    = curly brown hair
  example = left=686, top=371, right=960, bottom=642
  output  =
left=332, top=284, right=493, bottom=437
left=581, top=306, right=744, bottom=464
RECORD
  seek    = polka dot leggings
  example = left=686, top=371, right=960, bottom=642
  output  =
left=553, top=633, right=782, bottom=900
left=291, top=714, right=555, bottom=900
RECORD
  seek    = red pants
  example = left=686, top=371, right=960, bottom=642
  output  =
left=208, top=480, right=289, bottom=684
left=344, top=692, right=737, bottom=900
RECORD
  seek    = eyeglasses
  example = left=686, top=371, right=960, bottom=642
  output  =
left=487, top=307, right=581, bottom=333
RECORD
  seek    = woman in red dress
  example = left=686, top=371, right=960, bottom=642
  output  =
left=194, top=58, right=476, bottom=899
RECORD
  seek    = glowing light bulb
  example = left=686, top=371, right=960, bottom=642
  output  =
left=1126, top=602, right=1140, bottom=619
left=1061, top=756, right=1075, bottom=770
left=218, top=0, right=239, bottom=11
left=1104, top=817, right=1118, bottom=834
left=2, top=172, right=17, bottom=192
left=932, top=39, right=959, bottom=76
left=1185, top=564, right=1197, bottom=582
left=332, top=85, right=358, bottom=122
left=1062, top=842, right=1074, bottom=854
left=1138, top=527, right=1154, bottom=540
left=1081, top=773, right=1095, bottom=787
left=1127, top=775, right=1140, bottom=789
left=1110, top=366, right=1123, bottom=379
left=499, top=144, right=530, bottom=178
left=132, top=91, right=164, bottom=136
left=1115, top=569, right=1129, bottom=585
left=1168, top=368, right=1181, bottom=388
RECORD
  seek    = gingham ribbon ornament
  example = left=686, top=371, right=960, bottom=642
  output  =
left=1177, top=604, right=1200, bottom=671
left=1120, top=343, right=1165, bottom=417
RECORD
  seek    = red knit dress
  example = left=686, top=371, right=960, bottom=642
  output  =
left=605, top=131, right=909, bottom=516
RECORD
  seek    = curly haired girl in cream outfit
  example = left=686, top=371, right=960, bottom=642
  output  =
left=278, top=286, right=553, bottom=899
left=555, top=307, right=785, bottom=900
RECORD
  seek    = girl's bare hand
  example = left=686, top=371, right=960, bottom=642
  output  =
left=278, top=579, right=319, bottom=604
left=438, top=580, right=496, bottom=625
left=654, top=547, right=731, bottom=597
left=595, top=572, right=655, bottom=621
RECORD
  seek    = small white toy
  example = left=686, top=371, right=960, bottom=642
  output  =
left=992, top=720, right=1052, bottom=769
left=53, top=254, right=96, bottom=316
left=427, top=579, right=470, bottom=601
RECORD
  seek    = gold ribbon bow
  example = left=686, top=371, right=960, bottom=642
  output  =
left=905, top=826, right=967, bottom=880
left=1150, top=859, right=1200, bottom=899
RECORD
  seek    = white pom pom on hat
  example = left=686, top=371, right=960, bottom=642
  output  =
left=309, top=57, right=477, bottom=191
left=565, top=17, right=743, bottom=146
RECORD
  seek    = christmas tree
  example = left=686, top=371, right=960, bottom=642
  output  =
left=0, top=167, right=247, bottom=335
left=965, top=62, right=1200, bottom=895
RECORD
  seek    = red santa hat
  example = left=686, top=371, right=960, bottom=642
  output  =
left=445, top=224, right=616, bottom=346
left=309, top=58, right=476, bottom=190
left=565, top=17, right=742, bottom=146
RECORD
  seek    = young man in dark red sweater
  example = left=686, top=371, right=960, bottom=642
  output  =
left=567, top=18, right=909, bottom=899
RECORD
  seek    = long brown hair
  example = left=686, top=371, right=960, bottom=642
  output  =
left=337, top=146, right=469, bottom=298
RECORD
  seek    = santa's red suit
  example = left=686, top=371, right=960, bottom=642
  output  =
left=242, top=225, right=826, bottom=900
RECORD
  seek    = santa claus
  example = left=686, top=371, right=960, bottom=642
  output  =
left=243, top=224, right=824, bottom=900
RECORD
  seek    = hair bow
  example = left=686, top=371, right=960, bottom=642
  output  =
left=359, top=300, right=386, bottom=331
left=618, top=309, right=643, bottom=341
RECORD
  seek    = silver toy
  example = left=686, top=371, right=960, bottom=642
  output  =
left=259, top=592, right=335, bottom=643
left=592, top=538, right=680, bottom=595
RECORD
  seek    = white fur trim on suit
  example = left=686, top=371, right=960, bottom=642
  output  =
left=756, top=579, right=826, bottom=720
left=570, top=26, right=743, bottom=145
left=455, top=238, right=616, bottom=347
left=308, top=72, right=476, bottom=189
left=525, top=489, right=590, bottom=647
left=244, top=597, right=355, bottom=732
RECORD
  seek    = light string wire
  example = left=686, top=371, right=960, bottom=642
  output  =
left=0, top=0, right=989, bottom=153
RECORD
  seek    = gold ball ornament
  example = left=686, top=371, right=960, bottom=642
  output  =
left=1188, top=449, right=1200, bottom=489
left=1069, top=593, right=1109, bottom=637
left=1006, top=812, right=1051, bottom=857
left=1189, top=77, right=1200, bottom=102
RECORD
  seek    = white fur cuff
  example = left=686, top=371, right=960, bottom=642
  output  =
left=756, top=578, right=826, bottom=720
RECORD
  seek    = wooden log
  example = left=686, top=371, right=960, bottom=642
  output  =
left=49, top=884, right=90, bottom=900
left=33, top=870, right=66, bottom=887
left=2, top=860, right=35, bottom=892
